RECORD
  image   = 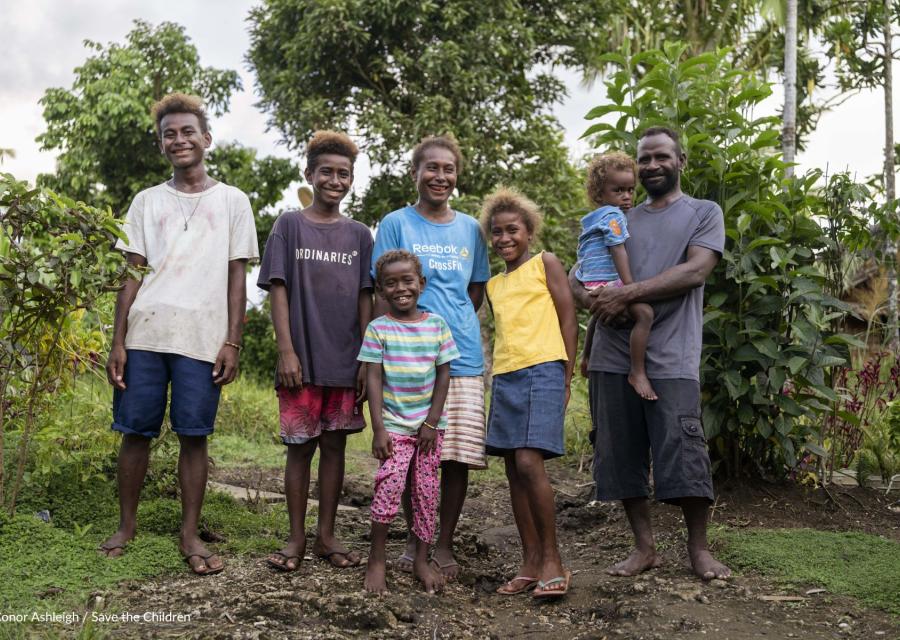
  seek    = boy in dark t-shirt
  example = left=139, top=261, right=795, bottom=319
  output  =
left=257, top=131, right=374, bottom=571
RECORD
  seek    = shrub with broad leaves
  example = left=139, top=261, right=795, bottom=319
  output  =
left=0, top=173, right=134, bottom=513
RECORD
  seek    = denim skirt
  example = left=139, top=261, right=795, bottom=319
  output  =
left=486, top=360, right=566, bottom=459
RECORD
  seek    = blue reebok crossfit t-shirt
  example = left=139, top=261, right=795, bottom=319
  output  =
left=372, top=205, right=491, bottom=377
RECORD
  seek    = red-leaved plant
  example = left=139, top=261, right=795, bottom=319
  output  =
left=824, top=352, right=900, bottom=473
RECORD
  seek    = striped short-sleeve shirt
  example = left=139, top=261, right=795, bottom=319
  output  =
left=358, top=312, right=460, bottom=435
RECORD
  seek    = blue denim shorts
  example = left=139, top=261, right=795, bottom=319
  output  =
left=486, top=360, right=566, bottom=459
left=112, top=349, right=221, bottom=438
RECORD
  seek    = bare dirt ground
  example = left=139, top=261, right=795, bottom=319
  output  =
left=107, top=454, right=900, bottom=639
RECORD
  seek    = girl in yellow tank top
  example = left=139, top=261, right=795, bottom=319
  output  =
left=480, top=187, right=577, bottom=600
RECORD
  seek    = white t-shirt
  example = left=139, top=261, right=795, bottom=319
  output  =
left=115, top=181, right=259, bottom=363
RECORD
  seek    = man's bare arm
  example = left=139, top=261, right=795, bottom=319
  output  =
left=568, top=266, right=592, bottom=310
left=590, top=246, right=720, bottom=325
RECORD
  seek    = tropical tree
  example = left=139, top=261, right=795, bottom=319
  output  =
left=882, top=0, right=898, bottom=349
left=37, top=20, right=297, bottom=222
left=783, top=0, right=799, bottom=176
left=246, top=0, right=598, bottom=261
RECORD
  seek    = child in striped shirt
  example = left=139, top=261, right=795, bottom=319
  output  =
left=358, top=250, right=460, bottom=595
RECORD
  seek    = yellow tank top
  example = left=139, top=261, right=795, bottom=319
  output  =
left=486, top=252, right=568, bottom=375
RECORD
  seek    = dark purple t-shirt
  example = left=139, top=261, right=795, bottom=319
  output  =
left=257, top=211, right=374, bottom=388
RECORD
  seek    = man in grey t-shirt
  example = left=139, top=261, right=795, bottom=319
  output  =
left=570, top=127, right=730, bottom=581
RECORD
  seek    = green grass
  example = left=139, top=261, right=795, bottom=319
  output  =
left=209, top=433, right=284, bottom=468
left=714, top=527, right=900, bottom=615
left=0, top=490, right=294, bottom=616
left=0, top=514, right=183, bottom=615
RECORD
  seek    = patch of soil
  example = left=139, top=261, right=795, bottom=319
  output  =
left=712, top=479, right=900, bottom=541
left=210, top=453, right=376, bottom=506
left=105, top=458, right=898, bottom=639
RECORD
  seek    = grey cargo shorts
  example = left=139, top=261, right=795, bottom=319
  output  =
left=590, top=372, right=714, bottom=504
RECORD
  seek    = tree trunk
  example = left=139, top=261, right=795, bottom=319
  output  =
left=884, top=0, right=899, bottom=351
left=782, top=0, right=798, bottom=178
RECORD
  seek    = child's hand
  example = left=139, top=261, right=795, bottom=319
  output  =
left=564, top=383, right=571, bottom=410
left=372, top=430, right=393, bottom=460
left=277, top=351, right=303, bottom=388
left=580, top=356, right=589, bottom=379
left=417, top=424, right=438, bottom=455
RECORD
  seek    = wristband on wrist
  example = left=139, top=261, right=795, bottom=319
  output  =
left=224, top=341, right=242, bottom=351
left=421, top=420, right=437, bottom=430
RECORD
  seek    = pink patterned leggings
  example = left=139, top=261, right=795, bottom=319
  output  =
left=370, top=431, right=444, bottom=543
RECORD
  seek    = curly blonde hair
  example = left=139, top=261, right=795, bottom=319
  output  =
left=479, top=186, right=543, bottom=239
left=586, top=151, right=637, bottom=206
left=307, top=130, right=358, bottom=170
left=151, top=92, right=208, bottom=136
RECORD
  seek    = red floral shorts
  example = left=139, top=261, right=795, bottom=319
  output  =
left=276, top=385, right=365, bottom=445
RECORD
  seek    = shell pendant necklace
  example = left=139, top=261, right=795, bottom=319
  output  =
left=171, top=176, right=212, bottom=230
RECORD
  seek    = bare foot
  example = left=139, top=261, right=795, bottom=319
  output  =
left=267, top=539, right=305, bottom=571
left=364, top=556, right=388, bottom=594
left=628, top=372, right=658, bottom=401
left=429, top=547, right=459, bottom=580
left=689, top=547, right=731, bottom=581
left=180, top=535, right=224, bottom=575
left=414, top=558, right=445, bottom=594
left=98, top=528, right=135, bottom=558
left=606, top=548, right=662, bottom=576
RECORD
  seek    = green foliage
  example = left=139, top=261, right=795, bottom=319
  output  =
left=246, top=0, right=590, bottom=247
left=594, top=0, right=764, bottom=57
left=715, top=527, right=900, bottom=614
left=240, top=301, right=279, bottom=386
left=206, top=144, right=298, bottom=256
left=855, top=399, right=900, bottom=486
left=585, top=44, right=852, bottom=476
left=587, top=1, right=840, bottom=147
left=36, top=20, right=297, bottom=222
left=0, top=174, right=131, bottom=512
left=216, top=376, right=280, bottom=442
left=19, top=376, right=118, bottom=499
left=822, top=3, right=896, bottom=93
left=36, top=20, right=238, bottom=212
left=209, top=376, right=283, bottom=468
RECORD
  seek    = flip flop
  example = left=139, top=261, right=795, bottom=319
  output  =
left=395, top=552, right=415, bottom=573
left=532, top=571, right=572, bottom=599
left=429, top=556, right=460, bottom=579
left=496, top=576, right=539, bottom=595
left=183, top=552, right=224, bottom=576
left=266, top=551, right=301, bottom=572
left=317, top=550, right=363, bottom=568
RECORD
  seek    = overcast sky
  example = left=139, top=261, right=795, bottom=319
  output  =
left=1, top=0, right=895, bottom=206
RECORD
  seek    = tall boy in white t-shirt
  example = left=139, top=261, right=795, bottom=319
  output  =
left=98, top=93, right=259, bottom=576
